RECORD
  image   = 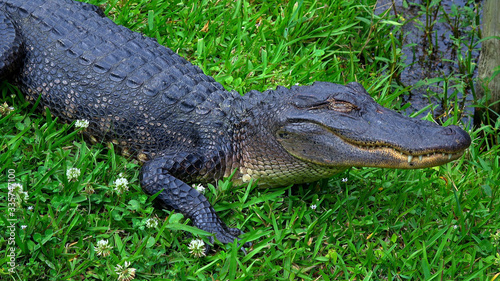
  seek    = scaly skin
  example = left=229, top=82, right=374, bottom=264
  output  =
left=0, top=0, right=471, bottom=248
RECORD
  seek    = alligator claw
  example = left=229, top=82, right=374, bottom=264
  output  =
left=201, top=221, right=251, bottom=248
left=199, top=224, right=251, bottom=255
left=227, top=227, right=252, bottom=248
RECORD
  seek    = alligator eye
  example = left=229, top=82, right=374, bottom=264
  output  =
left=327, top=98, right=359, bottom=113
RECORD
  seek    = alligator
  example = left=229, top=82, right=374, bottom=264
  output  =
left=0, top=0, right=471, bottom=248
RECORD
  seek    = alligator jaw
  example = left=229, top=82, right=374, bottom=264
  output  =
left=276, top=121, right=469, bottom=170
left=341, top=138, right=466, bottom=169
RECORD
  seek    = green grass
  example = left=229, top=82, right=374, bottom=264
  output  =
left=1, top=0, right=499, bottom=280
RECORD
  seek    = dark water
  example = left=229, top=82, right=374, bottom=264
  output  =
left=375, top=0, right=480, bottom=123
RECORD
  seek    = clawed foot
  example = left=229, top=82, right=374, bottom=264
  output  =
left=201, top=224, right=251, bottom=255
left=225, top=227, right=252, bottom=247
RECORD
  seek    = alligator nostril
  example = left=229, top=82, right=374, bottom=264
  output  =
left=441, top=127, right=456, bottom=135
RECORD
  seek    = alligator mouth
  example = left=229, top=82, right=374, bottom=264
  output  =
left=276, top=121, right=469, bottom=170
left=342, top=138, right=466, bottom=168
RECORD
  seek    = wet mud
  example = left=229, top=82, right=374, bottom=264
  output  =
left=375, top=0, right=480, bottom=121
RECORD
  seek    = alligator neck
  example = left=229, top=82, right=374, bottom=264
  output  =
left=224, top=88, right=345, bottom=187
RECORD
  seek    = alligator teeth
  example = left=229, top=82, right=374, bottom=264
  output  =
left=408, top=155, right=413, bottom=163
left=419, top=155, right=423, bottom=161
left=448, top=154, right=452, bottom=160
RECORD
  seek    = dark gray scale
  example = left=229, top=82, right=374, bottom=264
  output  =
left=0, top=14, right=22, bottom=79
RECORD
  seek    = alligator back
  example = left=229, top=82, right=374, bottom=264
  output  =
left=0, top=0, right=238, bottom=159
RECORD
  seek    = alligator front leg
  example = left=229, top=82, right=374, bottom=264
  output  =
left=140, top=153, right=248, bottom=248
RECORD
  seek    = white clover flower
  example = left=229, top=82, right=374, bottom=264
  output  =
left=145, top=218, right=159, bottom=228
left=342, top=178, right=348, bottom=182
left=114, top=177, right=129, bottom=194
left=94, top=239, right=113, bottom=257
left=75, top=119, right=89, bottom=129
left=192, top=183, right=205, bottom=194
left=27, top=206, right=34, bottom=211
left=67, top=168, right=81, bottom=181
left=310, top=204, right=317, bottom=210
left=0, top=102, right=15, bottom=116
left=21, top=225, right=27, bottom=229
left=9, top=183, right=28, bottom=203
left=188, top=239, right=206, bottom=257
left=9, top=182, right=23, bottom=193
left=115, top=261, right=136, bottom=281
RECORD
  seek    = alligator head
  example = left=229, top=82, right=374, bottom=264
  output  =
left=236, top=82, right=471, bottom=186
